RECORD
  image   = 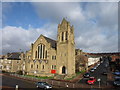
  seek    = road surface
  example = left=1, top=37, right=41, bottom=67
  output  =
left=79, top=59, right=109, bottom=87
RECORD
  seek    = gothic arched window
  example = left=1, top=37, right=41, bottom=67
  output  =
left=38, top=46, right=40, bottom=58
left=66, top=31, right=68, bottom=40
left=45, top=50, right=47, bottom=59
left=35, top=51, right=37, bottom=58
left=61, top=32, right=64, bottom=41
left=40, top=44, right=42, bottom=59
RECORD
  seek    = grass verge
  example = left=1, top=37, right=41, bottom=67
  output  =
left=66, top=70, right=85, bottom=80
left=24, top=75, right=54, bottom=79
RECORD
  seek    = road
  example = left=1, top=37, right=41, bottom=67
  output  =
left=2, top=74, right=36, bottom=89
left=1, top=74, right=62, bottom=89
left=79, top=59, right=109, bottom=87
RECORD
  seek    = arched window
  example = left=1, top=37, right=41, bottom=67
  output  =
left=37, top=65, right=39, bottom=69
left=42, top=65, right=44, bottom=69
left=45, top=50, right=47, bottom=59
left=66, top=31, right=68, bottom=40
left=61, top=32, right=64, bottom=41
left=31, top=64, right=33, bottom=68
left=43, top=45, right=45, bottom=59
left=35, top=51, right=37, bottom=58
left=40, top=44, right=42, bottom=59
left=38, top=44, right=46, bottom=59
left=38, top=46, right=39, bottom=58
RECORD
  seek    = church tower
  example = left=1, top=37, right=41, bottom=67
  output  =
left=56, top=18, right=75, bottom=76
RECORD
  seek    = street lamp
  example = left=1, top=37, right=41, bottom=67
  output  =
left=97, top=78, right=101, bottom=88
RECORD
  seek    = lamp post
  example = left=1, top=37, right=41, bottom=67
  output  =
left=97, top=78, right=101, bottom=88
left=16, top=84, right=18, bottom=90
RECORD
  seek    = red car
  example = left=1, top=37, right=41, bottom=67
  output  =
left=87, top=77, right=96, bottom=85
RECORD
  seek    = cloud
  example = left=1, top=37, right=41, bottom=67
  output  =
left=31, top=2, right=85, bottom=24
left=1, top=2, right=118, bottom=54
left=1, top=23, right=57, bottom=54
left=75, top=26, right=118, bottom=52
left=86, top=2, right=118, bottom=28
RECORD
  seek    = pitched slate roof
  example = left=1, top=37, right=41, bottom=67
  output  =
left=43, top=35, right=57, bottom=49
left=7, top=52, right=21, bottom=60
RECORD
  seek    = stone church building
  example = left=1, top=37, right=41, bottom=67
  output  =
left=26, top=18, right=76, bottom=77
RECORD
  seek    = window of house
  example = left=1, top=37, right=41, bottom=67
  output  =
left=35, top=51, right=37, bottom=58
left=51, top=65, right=56, bottom=69
left=61, top=32, right=64, bottom=41
left=54, top=65, right=56, bottom=69
left=42, top=65, right=44, bottom=69
left=66, top=31, right=68, bottom=40
left=38, top=44, right=46, bottom=59
left=40, top=44, right=42, bottom=59
left=4, top=65, right=6, bottom=68
left=52, top=56, right=56, bottom=60
left=45, top=50, right=47, bottom=59
left=28, top=56, right=30, bottom=59
left=52, top=65, right=53, bottom=69
left=43, top=45, right=45, bottom=59
left=37, top=65, right=39, bottom=69
left=38, top=46, right=40, bottom=58
left=75, top=51, right=78, bottom=55
left=31, top=64, right=33, bottom=68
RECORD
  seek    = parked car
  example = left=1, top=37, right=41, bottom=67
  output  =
left=113, top=72, right=120, bottom=76
left=97, top=63, right=100, bottom=66
left=113, top=79, right=120, bottom=86
left=93, top=66, right=97, bottom=70
left=100, top=61, right=103, bottom=63
left=83, top=73, right=90, bottom=78
left=87, top=77, right=96, bottom=85
left=96, top=65, right=99, bottom=68
left=90, top=68, right=95, bottom=72
left=36, top=82, right=52, bottom=89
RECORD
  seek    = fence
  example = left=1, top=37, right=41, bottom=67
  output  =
left=9, top=74, right=110, bottom=89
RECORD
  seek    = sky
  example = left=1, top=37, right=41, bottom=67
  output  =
left=1, top=1, right=118, bottom=55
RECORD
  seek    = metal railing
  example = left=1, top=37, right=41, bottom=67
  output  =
left=9, top=73, right=111, bottom=89
left=9, top=74, right=85, bottom=88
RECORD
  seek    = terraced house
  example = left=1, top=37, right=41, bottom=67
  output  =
left=26, top=18, right=76, bottom=78
left=0, top=52, right=25, bottom=73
